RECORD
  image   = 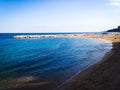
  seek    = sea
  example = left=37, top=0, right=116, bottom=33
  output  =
left=0, top=33, right=112, bottom=90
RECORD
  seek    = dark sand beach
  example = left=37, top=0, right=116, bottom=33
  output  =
left=58, top=42, right=120, bottom=90
left=1, top=34, right=120, bottom=90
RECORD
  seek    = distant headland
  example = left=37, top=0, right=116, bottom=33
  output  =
left=107, top=26, right=120, bottom=32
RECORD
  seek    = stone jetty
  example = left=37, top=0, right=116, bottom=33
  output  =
left=12, top=35, right=58, bottom=39
left=12, top=34, right=120, bottom=43
left=12, top=34, right=95, bottom=39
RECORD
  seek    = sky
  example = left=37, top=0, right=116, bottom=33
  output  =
left=0, top=0, right=120, bottom=33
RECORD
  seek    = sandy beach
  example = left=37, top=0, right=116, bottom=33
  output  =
left=11, top=34, right=120, bottom=90
left=2, top=34, right=120, bottom=90
left=58, top=41, right=120, bottom=90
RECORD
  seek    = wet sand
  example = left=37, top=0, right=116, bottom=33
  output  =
left=0, top=76, right=57, bottom=90
left=58, top=42, right=120, bottom=90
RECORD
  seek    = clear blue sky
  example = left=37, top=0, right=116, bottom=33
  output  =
left=0, top=0, right=120, bottom=33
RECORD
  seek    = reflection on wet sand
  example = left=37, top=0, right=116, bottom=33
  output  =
left=0, top=76, right=49, bottom=89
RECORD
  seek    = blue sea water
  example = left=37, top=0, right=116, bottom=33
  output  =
left=0, top=33, right=112, bottom=89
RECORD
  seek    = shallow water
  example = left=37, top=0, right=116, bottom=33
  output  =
left=0, top=33, right=112, bottom=89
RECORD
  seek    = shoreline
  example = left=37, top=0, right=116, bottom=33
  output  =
left=57, top=42, right=120, bottom=90
left=12, top=34, right=120, bottom=42
left=55, top=39, right=112, bottom=88
left=2, top=34, right=120, bottom=90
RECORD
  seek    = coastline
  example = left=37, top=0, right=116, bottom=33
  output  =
left=57, top=41, right=120, bottom=90
left=12, top=34, right=120, bottom=43
left=3, top=33, right=120, bottom=90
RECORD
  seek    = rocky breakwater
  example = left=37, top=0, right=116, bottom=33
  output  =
left=12, top=35, right=57, bottom=39
left=12, top=34, right=96, bottom=39
left=12, top=34, right=119, bottom=40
